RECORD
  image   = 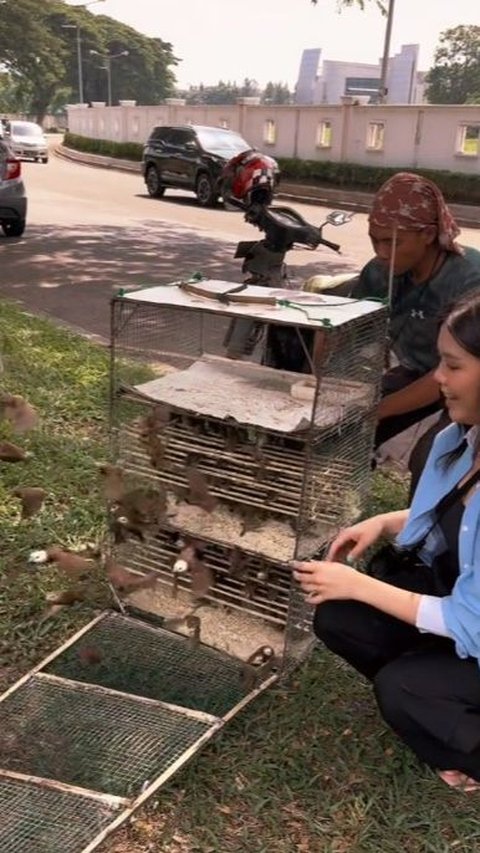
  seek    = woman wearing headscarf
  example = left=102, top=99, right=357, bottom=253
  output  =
left=350, top=172, right=480, bottom=457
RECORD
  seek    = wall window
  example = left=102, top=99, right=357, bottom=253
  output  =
left=456, top=124, right=480, bottom=156
left=316, top=120, right=332, bottom=148
left=219, top=118, right=229, bottom=129
left=263, top=119, right=276, bottom=145
left=366, top=121, right=385, bottom=151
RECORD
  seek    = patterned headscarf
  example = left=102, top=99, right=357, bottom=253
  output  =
left=369, top=172, right=462, bottom=254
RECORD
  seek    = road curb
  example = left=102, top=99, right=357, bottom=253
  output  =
left=55, top=144, right=480, bottom=228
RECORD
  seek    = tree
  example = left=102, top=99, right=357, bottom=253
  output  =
left=262, top=82, right=292, bottom=105
left=0, top=0, right=178, bottom=119
left=425, top=26, right=480, bottom=105
left=0, top=0, right=69, bottom=122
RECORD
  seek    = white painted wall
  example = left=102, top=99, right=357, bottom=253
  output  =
left=67, top=101, right=480, bottom=174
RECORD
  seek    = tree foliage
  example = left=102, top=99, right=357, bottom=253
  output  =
left=425, top=25, right=480, bottom=105
left=0, top=0, right=178, bottom=121
left=175, top=79, right=292, bottom=106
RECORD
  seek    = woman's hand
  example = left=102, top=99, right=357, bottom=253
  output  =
left=291, top=560, right=359, bottom=605
left=326, top=515, right=388, bottom=562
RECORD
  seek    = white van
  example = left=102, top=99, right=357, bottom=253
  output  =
left=5, top=120, right=48, bottom=163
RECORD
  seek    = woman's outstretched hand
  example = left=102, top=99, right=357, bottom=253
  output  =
left=326, top=515, right=387, bottom=562
left=291, top=559, right=359, bottom=605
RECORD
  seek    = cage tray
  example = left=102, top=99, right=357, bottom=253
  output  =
left=128, top=355, right=373, bottom=433
left=44, top=612, right=269, bottom=717
left=120, top=280, right=385, bottom=329
left=0, top=674, right=214, bottom=798
left=0, top=774, right=117, bottom=853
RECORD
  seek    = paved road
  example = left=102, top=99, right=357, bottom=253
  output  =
left=2, top=138, right=480, bottom=342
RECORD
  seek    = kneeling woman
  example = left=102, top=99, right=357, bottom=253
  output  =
left=293, top=291, right=480, bottom=791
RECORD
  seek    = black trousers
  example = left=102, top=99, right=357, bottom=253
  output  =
left=314, top=570, right=480, bottom=778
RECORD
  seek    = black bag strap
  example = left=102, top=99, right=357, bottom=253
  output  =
left=418, top=466, right=480, bottom=545
left=435, top=466, right=480, bottom=520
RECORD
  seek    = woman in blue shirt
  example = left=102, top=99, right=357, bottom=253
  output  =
left=293, top=290, right=480, bottom=791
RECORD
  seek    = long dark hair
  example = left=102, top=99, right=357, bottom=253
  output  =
left=445, top=290, right=480, bottom=358
left=440, top=291, right=480, bottom=466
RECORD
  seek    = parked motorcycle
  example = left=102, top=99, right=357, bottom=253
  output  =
left=222, top=198, right=354, bottom=369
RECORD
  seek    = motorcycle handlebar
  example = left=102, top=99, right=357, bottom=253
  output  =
left=317, top=235, right=341, bottom=253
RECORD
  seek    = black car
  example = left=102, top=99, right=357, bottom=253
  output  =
left=142, top=124, right=259, bottom=207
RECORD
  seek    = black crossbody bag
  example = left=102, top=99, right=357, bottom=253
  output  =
left=367, top=467, right=480, bottom=592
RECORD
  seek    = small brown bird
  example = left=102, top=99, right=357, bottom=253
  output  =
left=0, top=393, right=39, bottom=433
left=0, top=441, right=29, bottom=462
left=45, top=588, right=86, bottom=606
left=46, top=546, right=96, bottom=580
left=118, top=486, right=167, bottom=533
left=186, top=465, right=217, bottom=513
left=137, top=404, right=171, bottom=438
left=78, top=646, right=103, bottom=665
left=190, top=558, right=215, bottom=600
left=239, top=506, right=264, bottom=535
left=109, top=514, right=145, bottom=544
left=105, top=556, right=158, bottom=593
left=245, top=645, right=275, bottom=667
left=12, top=486, right=46, bottom=519
left=147, top=434, right=165, bottom=469
left=229, top=547, right=249, bottom=578
left=97, top=463, right=125, bottom=502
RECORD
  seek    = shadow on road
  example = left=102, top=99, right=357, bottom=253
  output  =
left=0, top=219, right=357, bottom=340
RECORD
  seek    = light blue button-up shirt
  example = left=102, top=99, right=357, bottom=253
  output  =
left=396, top=422, right=480, bottom=663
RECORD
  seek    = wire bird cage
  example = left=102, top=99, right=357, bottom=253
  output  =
left=107, top=280, right=386, bottom=667
left=0, top=279, right=387, bottom=853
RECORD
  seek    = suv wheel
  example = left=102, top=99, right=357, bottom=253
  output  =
left=146, top=165, right=165, bottom=198
left=196, top=173, right=218, bottom=207
left=2, top=220, right=26, bottom=238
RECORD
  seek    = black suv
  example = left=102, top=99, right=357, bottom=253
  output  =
left=142, top=124, right=255, bottom=207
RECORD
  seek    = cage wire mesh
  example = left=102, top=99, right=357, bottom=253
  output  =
left=0, top=775, right=117, bottom=853
left=0, top=674, right=212, bottom=798
left=45, top=612, right=266, bottom=716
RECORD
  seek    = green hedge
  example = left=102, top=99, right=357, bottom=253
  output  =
left=276, top=158, right=480, bottom=206
left=63, top=132, right=143, bottom=162
left=62, top=133, right=480, bottom=205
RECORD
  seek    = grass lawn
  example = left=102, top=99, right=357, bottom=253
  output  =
left=1, top=301, right=478, bottom=853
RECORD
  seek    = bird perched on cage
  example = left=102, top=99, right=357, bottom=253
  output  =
left=228, top=546, right=249, bottom=578
left=137, top=404, right=171, bottom=438
left=239, top=645, right=276, bottom=691
left=146, top=434, right=166, bottom=470
left=108, top=511, right=146, bottom=544
left=185, top=464, right=217, bottom=513
left=239, top=505, right=264, bottom=535
left=246, top=645, right=275, bottom=667
left=173, top=537, right=214, bottom=600
left=104, top=556, right=158, bottom=593
left=12, top=486, right=46, bottom=519
left=0, top=441, right=30, bottom=462
left=0, top=391, right=39, bottom=433
left=119, top=485, right=167, bottom=528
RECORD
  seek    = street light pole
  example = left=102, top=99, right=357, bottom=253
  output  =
left=62, top=0, right=105, bottom=104
left=90, top=50, right=129, bottom=106
left=106, top=57, right=112, bottom=107
left=378, top=0, right=395, bottom=104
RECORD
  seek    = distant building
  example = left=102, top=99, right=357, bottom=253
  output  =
left=295, top=45, right=424, bottom=105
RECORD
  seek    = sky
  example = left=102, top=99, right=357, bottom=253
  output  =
left=79, top=0, right=480, bottom=90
